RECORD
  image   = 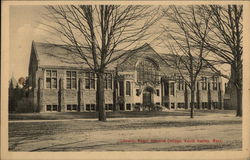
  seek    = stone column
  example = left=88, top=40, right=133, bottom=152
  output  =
left=78, top=78, right=84, bottom=112
left=208, top=82, right=212, bottom=110
left=37, top=78, right=44, bottom=112
left=59, top=78, right=65, bottom=112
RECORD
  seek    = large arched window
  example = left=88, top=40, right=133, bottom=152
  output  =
left=136, top=59, right=159, bottom=83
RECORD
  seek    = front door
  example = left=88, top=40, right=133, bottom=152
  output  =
left=143, top=88, right=152, bottom=106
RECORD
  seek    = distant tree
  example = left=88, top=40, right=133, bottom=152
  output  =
left=161, top=5, right=211, bottom=118
left=43, top=5, right=160, bottom=121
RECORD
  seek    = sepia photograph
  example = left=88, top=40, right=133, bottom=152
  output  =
left=1, top=1, right=250, bottom=160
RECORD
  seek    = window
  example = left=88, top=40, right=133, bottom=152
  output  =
left=46, top=105, right=58, bottom=111
left=170, top=82, right=175, bottom=95
left=66, top=71, right=77, bottom=89
left=177, top=103, right=185, bottom=109
left=126, top=104, right=131, bottom=110
left=202, top=102, right=208, bottom=109
left=126, top=81, right=131, bottom=96
left=67, top=104, right=78, bottom=111
left=136, top=89, right=140, bottom=96
left=91, top=104, right=96, bottom=111
left=156, top=102, right=160, bottom=105
left=164, top=82, right=169, bottom=96
left=201, top=77, right=207, bottom=90
left=105, top=104, right=113, bottom=111
left=46, top=105, right=52, bottom=111
left=171, top=103, right=175, bottom=109
left=177, top=76, right=184, bottom=90
left=85, top=72, right=95, bottom=89
left=86, top=104, right=91, bottom=111
left=119, top=81, right=124, bottom=96
left=104, top=73, right=112, bottom=89
left=212, top=76, right=218, bottom=90
left=156, top=89, right=160, bottom=96
left=52, top=105, right=58, bottom=111
left=136, top=59, right=159, bottom=83
left=46, top=70, right=57, bottom=89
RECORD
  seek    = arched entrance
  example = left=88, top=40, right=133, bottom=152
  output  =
left=143, top=87, right=154, bottom=106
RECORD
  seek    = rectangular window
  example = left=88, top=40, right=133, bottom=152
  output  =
left=170, top=82, right=175, bottom=95
left=136, top=89, right=140, bottom=96
left=201, top=77, right=207, bottom=90
left=212, top=76, right=218, bottom=90
left=46, top=105, right=52, bottom=111
left=126, top=81, right=131, bottom=96
left=126, top=104, right=131, bottom=110
left=72, top=104, right=77, bottom=111
left=86, top=104, right=91, bottom=111
left=164, top=82, right=169, bottom=96
left=46, top=70, right=57, bottom=89
left=104, top=73, right=112, bottom=89
left=177, top=103, right=185, bottom=109
left=171, top=103, right=175, bottom=109
left=66, top=71, right=77, bottom=89
left=52, top=105, right=57, bottom=111
left=177, top=76, right=184, bottom=90
left=119, top=81, right=124, bottom=96
left=91, top=104, right=96, bottom=111
left=85, top=72, right=95, bottom=89
left=156, top=89, right=160, bottom=96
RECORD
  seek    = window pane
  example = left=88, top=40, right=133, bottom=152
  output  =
left=52, top=71, right=57, bottom=77
left=67, top=105, right=71, bottom=110
left=91, top=104, right=95, bottom=110
left=72, top=71, right=76, bottom=78
left=126, top=81, right=131, bottom=96
left=72, top=78, right=76, bottom=89
left=52, top=78, right=57, bottom=88
left=53, top=105, right=57, bottom=111
left=46, top=70, right=51, bottom=77
left=107, top=78, right=112, bottom=89
left=66, top=78, right=71, bottom=89
left=86, top=104, right=90, bottom=111
left=46, top=78, right=51, bottom=88
left=66, top=71, right=71, bottom=78
left=85, top=79, right=90, bottom=89
left=72, top=105, right=77, bottom=110
left=90, top=79, right=95, bottom=89
left=46, top=105, right=51, bottom=111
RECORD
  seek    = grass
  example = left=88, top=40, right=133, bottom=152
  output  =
left=9, top=109, right=236, bottom=120
left=8, top=110, right=242, bottom=151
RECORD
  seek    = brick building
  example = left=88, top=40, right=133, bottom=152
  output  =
left=28, top=41, right=224, bottom=112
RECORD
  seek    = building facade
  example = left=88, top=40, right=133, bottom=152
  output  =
left=28, top=41, right=224, bottom=112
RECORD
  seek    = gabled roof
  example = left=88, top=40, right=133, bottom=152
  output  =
left=32, top=41, right=134, bottom=70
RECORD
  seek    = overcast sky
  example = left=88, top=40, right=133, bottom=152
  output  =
left=9, top=5, right=230, bottom=82
left=10, top=5, right=51, bottom=79
left=9, top=5, right=166, bottom=80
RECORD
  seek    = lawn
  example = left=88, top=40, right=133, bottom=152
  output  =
left=8, top=110, right=242, bottom=151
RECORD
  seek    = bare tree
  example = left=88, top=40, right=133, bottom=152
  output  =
left=161, top=5, right=211, bottom=118
left=43, top=5, right=159, bottom=121
left=192, top=5, right=243, bottom=117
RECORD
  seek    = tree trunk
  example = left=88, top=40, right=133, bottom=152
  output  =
left=96, top=72, right=106, bottom=121
left=190, top=89, right=195, bottom=118
left=236, top=87, right=242, bottom=117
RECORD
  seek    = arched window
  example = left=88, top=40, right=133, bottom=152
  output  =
left=136, top=59, right=159, bottom=83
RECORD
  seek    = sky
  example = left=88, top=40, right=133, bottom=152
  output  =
left=8, top=5, right=230, bottom=82
left=9, top=5, right=166, bottom=80
left=9, top=5, right=49, bottom=79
